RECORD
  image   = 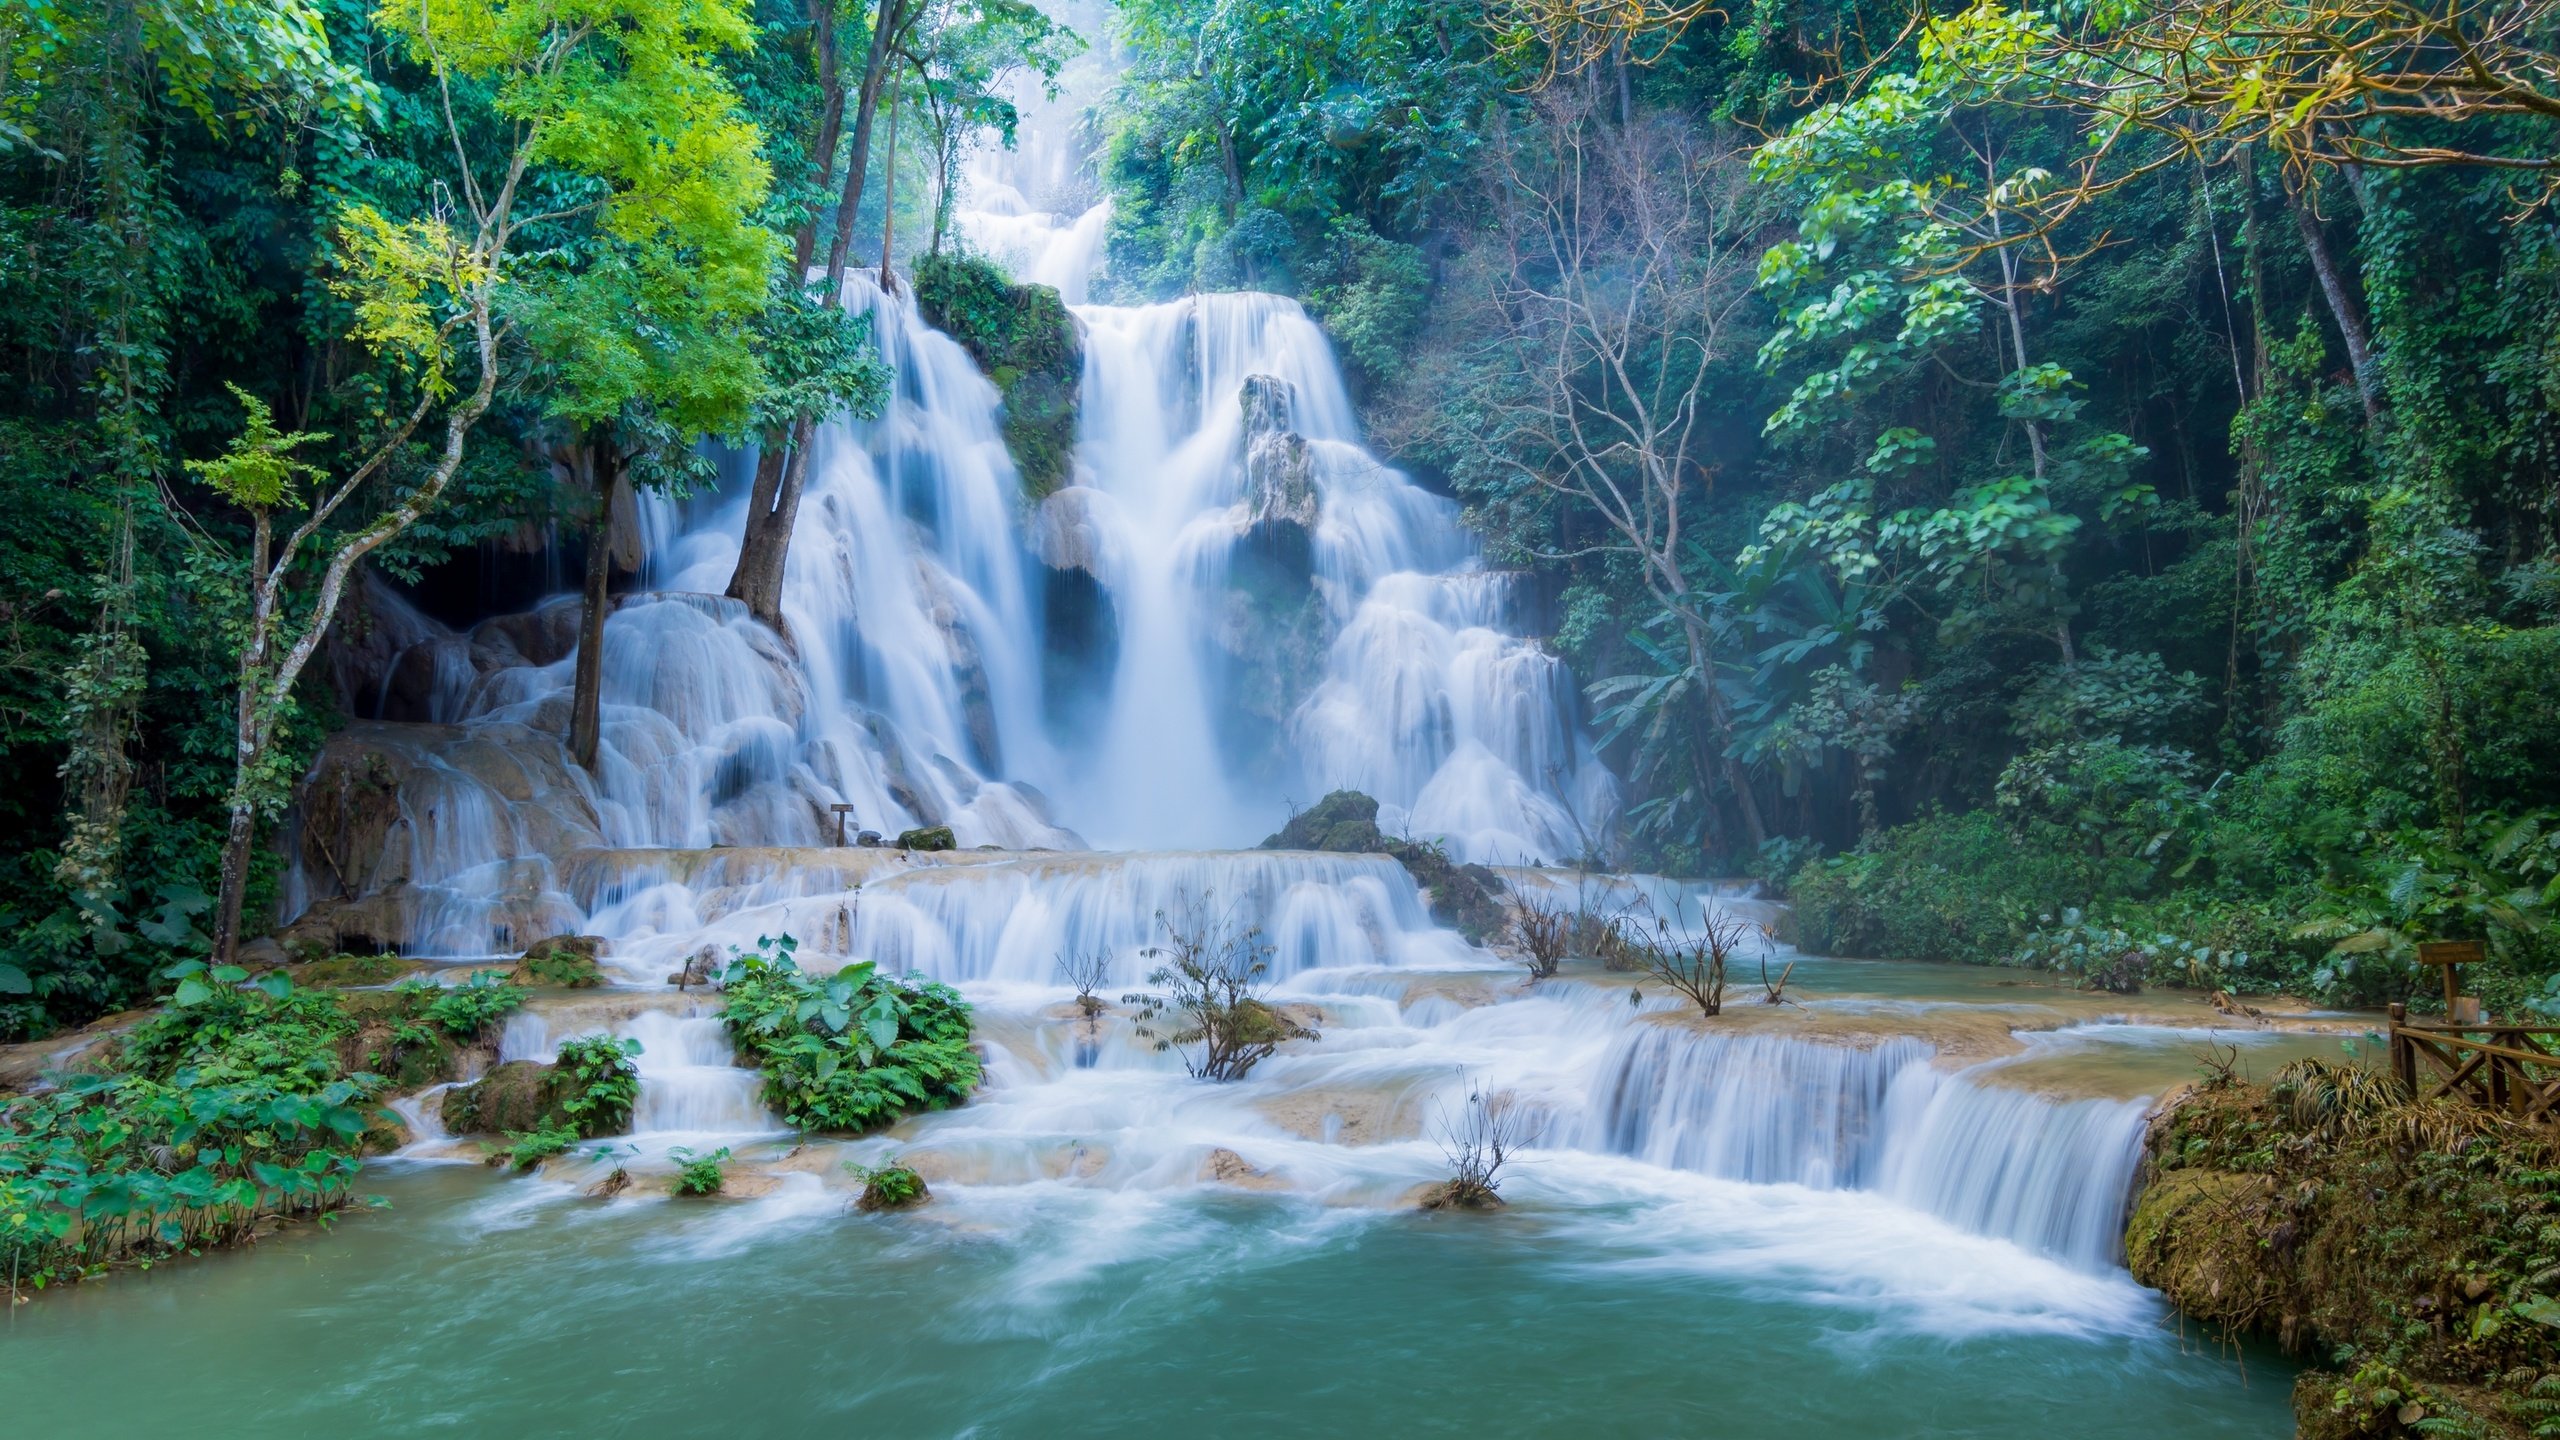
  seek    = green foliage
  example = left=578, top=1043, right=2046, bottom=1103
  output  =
left=1122, top=897, right=1315, bottom=1082
left=669, top=1145, right=729, bottom=1196
left=403, top=970, right=527, bottom=1041
left=715, top=934, right=982, bottom=1133
left=1297, top=217, right=1429, bottom=384
left=120, top=969, right=352, bottom=1086
left=2131, top=1065, right=2560, bottom=1431
left=492, top=1121, right=578, bottom=1171
left=552, top=1034, right=642, bottom=1137
left=0, top=966, right=401, bottom=1296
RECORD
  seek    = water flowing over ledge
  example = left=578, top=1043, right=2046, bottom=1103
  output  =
left=1576, top=1023, right=2149, bottom=1270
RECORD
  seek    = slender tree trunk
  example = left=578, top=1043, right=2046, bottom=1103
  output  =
left=210, top=801, right=261, bottom=966
left=1215, top=117, right=1243, bottom=221
left=735, top=0, right=900, bottom=627
left=822, top=0, right=906, bottom=289
left=568, top=439, right=619, bottom=771
left=2285, top=177, right=2383, bottom=430
left=211, top=294, right=502, bottom=965
left=793, top=0, right=846, bottom=272
left=878, top=72, right=901, bottom=294
left=1672, top=606, right=1767, bottom=851
left=1612, top=35, right=1632, bottom=127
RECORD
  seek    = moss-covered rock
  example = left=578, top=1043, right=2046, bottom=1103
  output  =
left=898, top=825, right=957, bottom=852
left=1260, top=790, right=1506, bottom=943
left=511, top=934, right=605, bottom=988
left=912, top=251, right=1080, bottom=499
left=2128, top=1064, right=2560, bottom=1437
left=440, top=1060, right=577, bottom=1135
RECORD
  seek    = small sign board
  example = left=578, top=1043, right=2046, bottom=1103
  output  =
left=2418, top=940, right=2485, bottom=1022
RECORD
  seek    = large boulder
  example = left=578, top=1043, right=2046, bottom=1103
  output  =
left=1262, top=790, right=1505, bottom=943
left=1240, top=374, right=1318, bottom=531
left=440, top=1060, right=577, bottom=1135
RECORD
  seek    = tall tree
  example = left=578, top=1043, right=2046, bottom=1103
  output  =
left=196, top=0, right=776, bottom=963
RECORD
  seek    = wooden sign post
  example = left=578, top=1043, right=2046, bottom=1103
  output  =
left=2418, top=940, right=2485, bottom=1025
left=830, top=804, right=859, bottom=847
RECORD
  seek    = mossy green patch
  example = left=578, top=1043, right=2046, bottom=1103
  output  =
left=912, top=251, right=1080, bottom=499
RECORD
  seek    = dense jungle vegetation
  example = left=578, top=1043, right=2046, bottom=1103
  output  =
left=3, top=0, right=2559, bottom=1047
left=1097, top=0, right=2560, bottom=1011
left=0, top=0, right=1072, bottom=1039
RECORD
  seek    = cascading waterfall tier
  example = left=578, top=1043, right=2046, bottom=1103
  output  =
left=1047, top=285, right=1619, bottom=863
left=1573, top=1021, right=2150, bottom=1271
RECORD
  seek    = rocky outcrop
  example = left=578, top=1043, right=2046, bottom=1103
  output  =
left=440, top=1060, right=577, bottom=1135
left=1240, top=374, right=1318, bottom=532
left=911, top=250, right=1082, bottom=499
left=898, top=825, right=957, bottom=852
left=1032, top=487, right=1112, bottom=578
left=1261, top=790, right=1507, bottom=943
left=280, top=719, right=599, bottom=955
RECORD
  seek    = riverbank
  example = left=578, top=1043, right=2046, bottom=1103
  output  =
left=2129, top=1062, right=2560, bottom=1438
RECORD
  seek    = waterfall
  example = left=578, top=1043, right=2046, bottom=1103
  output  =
left=278, top=90, right=2172, bottom=1301
left=1053, top=288, right=1618, bottom=862
left=1572, top=1022, right=2150, bottom=1271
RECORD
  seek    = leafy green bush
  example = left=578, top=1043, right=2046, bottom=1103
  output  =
left=670, top=1145, right=729, bottom=1196
left=1, top=1066, right=370, bottom=1296
left=0, top=962, right=528, bottom=1297
left=1787, top=810, right=2092, bottom=962
left=407, top=970, right=527, bottom=1040
left=2011, top=910, right=2255, bottom=993
left=118, top=973, right=355, bottom=1086
left=553, top=1035, right=643, bottom=1138
left=716, top=935, right=981, bottom=1133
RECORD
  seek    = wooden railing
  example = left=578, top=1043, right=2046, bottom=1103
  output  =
left=2387, top=1002, right=2560, bottom=1122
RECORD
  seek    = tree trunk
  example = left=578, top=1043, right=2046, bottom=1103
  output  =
left=729, top=426, right=816, bottom=630
left=823, top=0, right=907, bottom=290
left=735, top=0, right=899, bottom=625
left=1673, top=608, right=1768, bottom=851
left=793, top=0, right=846, bottom=272
left=877, top=72, right=901, bottom=294
left=2285, top=177, right=2384, bottom=430
left=568, top=440, right=619, bottom=771
left=209, top=800, right=259, bottom=967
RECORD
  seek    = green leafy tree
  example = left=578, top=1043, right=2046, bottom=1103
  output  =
left=199, top=0, right=777, bottom=963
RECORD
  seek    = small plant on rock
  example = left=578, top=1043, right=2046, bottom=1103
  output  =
left=492, top=1121, right=578, bottom=1171
left=847, top=1156, right=930, bottom=1211
left=1124, top=895, right=1316, bottom=1082
left=1425, top=1083, right=1523, bottom=1211
left=670, top=1145, right=730, bottom=1196
left=407, top=969, right=528, bottom=1040
left=1055, top=946, right=1112, bottom=1018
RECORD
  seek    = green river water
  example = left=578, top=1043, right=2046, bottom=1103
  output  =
left=3, top=1158, right=2293, bottom=1438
